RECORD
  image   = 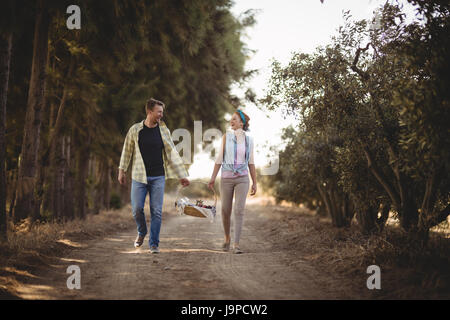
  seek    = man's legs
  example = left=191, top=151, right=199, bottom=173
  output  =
left=131, top=179, right=148, bottom=238
left=147, top=175, right=165, bottom=248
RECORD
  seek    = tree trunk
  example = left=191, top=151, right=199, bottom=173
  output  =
left=398, top=187, right=418, bottom=232
left=13, top=0, right=50, bottom=222
left=32, top=142, right=46, bottom=222
left=75, top=129, right=91, bottom=219
left=418, top=165, right=448, bottom=232
left=0, top=31, right=13, bottom=240
left=49, top=134, right=65, bottom=220
left=317, top=182, right=353, bottom=228
left=64, top=135, right=75, bottom=220
left=93, top=157, right=101, bottom=215
left=333, top=191, right=353, bottom=228
left=356, top=204, right=378, bottom=234
left=356, top=200, right=390, bottom=234
left=94, top=158, right=112, bottom=213
left=377, top=201, right=390, bottom=230
left=40, top=103, right=57, bottom=220
left=94, top=158, right=105, bottom=214
left=317, top=182, right=333, bottom=220
left=104, top=161, right=111, bottom=210
left=8, top=169, right=17, bottom=218
left=342, top=193, right=355, bottom=225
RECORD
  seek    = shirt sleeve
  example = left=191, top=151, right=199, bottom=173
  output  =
left=118, top=126, right=135, bottom=172
left=161, top=125, right=189, bottom=179
left=215, top=135, right=225, bottom=165
left=248, top=137, right=255, bottom=165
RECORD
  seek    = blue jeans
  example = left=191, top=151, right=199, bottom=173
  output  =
left=131, top=176, right=165, bottom=247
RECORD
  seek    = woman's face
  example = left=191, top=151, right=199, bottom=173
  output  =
left=230, top=113, right=243, bottom=130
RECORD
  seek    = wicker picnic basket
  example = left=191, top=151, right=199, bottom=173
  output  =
left=174, top=181, right=217, bottom=220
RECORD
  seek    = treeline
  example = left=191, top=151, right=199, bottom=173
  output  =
left=0, top=0, right=253, bottom=237
left=262, top=1, right=449, bottom=241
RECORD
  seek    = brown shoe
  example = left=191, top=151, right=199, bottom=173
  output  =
left=134, top=235, right=144, bottom=248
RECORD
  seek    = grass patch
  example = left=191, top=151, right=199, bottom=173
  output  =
left=253, top=202, right=450, bottom=299
left=0, top=205, right=136, bottom=299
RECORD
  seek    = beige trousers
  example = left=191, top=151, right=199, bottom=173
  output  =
left=220, top=175, right=250, bottom=244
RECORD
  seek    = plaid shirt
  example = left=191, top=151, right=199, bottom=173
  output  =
left=118, top=120, right=188, bottom=183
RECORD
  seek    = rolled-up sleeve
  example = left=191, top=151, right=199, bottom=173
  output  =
left=160, top=124, right=188, bottom=179
left=248, top=138, right=255, bottom=165
left=215, top=135, right=225, bottom=165
left=118, top=127, right=134, bottom=172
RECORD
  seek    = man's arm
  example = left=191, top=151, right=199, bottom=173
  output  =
left=118, top=127, right=134, bottom=185
left=160, top=123, right=190, bottom=186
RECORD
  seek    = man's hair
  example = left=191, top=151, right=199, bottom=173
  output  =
left=145, top=98, right=165, bottom=112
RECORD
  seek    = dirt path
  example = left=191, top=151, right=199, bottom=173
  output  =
left=14, top=199, right=345, bottom=300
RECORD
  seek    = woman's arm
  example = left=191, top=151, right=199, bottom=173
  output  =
left=208, top=134, right=225, bottom=190
left=248, top=137, right=256, bottom=195
left=249, top=164, right=257, bottom=195
left=208, top=164, right=222, bottom=190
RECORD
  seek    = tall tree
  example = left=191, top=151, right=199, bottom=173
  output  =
left=262, top=2, right=449, bottom=240
left=6, top=0, right=253, bottom=221
left=13, top=0, right=51, bottom=222
left=0, top=21, right=13, bottom=240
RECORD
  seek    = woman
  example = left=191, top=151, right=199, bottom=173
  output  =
left=208, top=110, right=257, bottom=254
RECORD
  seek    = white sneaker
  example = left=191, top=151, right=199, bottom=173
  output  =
left=134, top=235, right=144, bottom=248
left=233, top=246, right=243, bottom=254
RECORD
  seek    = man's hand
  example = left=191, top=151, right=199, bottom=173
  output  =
left=118, top=169, right=126, bottom=186
left=180, top=178, right=190, bottom=187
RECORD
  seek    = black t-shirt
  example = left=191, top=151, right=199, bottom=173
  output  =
left=138, top=123, right=165, bottom=177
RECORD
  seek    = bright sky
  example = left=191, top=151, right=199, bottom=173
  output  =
left=187, top=0, right=417, bottom=179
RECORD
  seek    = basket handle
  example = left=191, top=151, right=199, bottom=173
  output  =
left=175, top=181, right=217, bottom=207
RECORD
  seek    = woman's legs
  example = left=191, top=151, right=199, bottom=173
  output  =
left=232, top=176, right=250, bottom=246
left=220, top=178, right=235, bottom=244
left=220, top=176, right=250, bottom=248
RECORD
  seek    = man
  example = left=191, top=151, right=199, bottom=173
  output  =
left=118, top=98, right=189, bottom=253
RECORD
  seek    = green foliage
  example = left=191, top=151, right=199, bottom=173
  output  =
left=262, top=2, right=449, bottom=237
left=5, top=0, right=252, bottom=221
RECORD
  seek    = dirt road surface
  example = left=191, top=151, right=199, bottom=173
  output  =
left=14, top=198, right=357, bottom=300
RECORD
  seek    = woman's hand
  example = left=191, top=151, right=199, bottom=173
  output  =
left=208, top=179, right=215, bottom=191
left=250, top=183, right=257, bottom=196
left=180, top=178, right=190, bottom=187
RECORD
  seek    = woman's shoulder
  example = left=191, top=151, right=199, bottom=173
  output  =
left=224, top=130, right=233, bottom=138
left=245, top=132, right=254, bottom=142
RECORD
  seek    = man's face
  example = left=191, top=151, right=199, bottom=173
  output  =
left=149, top=105, right=164, bottom=123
